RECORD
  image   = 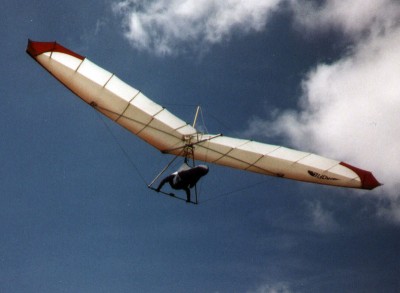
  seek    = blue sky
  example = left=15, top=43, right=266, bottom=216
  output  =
left=2, top=0, right=400, bottom=292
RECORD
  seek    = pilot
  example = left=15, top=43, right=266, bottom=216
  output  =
left=156, top=165, right=209, bottom=202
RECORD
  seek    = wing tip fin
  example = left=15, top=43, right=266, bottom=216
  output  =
left=340, top=162, right=381, bottom=190
left=26, top=39, right=85, bottom=60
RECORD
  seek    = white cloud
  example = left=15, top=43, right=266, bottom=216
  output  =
left=377, top=197, right=400, bottom=224
left=307, top=201, right=339, bottom=233
left=112, top=0, right=283, bottom=55
left=291, top=0, right=400, bottom=38
left=271, top=28, right=400, bottom=192
left=247, top=282, right=292, bottom=293
left=246, top=0, right=400, bottom=221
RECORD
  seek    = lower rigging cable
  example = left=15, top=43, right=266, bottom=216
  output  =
left=94, top=110, right=148, bottom=187
left=93, top=109, right=269, bottom=205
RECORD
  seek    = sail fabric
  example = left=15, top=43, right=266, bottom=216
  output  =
left=27, top=40, right=196, bottom=152
left=26, top=40, right=381, bottom=190
left=186, top=134, right=379, bottom=189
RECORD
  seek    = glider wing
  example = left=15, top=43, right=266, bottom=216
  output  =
left=184, top=134, right=380, bottom=189
left=26, top=40, right=380, bottom=190
left=26, top=40, right=195, bottom=152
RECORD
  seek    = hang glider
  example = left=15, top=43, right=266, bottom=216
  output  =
left=26, top=40, right=381, bottom=191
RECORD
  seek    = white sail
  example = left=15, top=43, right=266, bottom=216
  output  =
left=27, top=40, right=381, bottom=190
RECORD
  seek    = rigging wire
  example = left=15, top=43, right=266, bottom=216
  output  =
left=200, top=107, right=209, bottom=134
left=93, top=108, right=269, bottom=205
left=147, top=151, right=183, bottom=188
left=199, top=179, right=270, bottom=204
left=92, top=109, right=199, bottom=203
left=93, top=111, right=148, bottom=187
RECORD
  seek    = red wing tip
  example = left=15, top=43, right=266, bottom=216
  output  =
left=26, top=40, right=84, bottom=60
left=340, top=162, right=382, bottom=190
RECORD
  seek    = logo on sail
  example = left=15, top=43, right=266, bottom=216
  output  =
left=308, top=170, right=339, bottom=181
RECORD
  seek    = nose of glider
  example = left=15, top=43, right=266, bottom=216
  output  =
left=27, top=40, right=52, bottom=57
left=339, top=162, right=382, bottom=190
left=26, top=39, right=84, bottom=60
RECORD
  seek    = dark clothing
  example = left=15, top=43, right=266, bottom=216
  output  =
left=156, top=165, right=209, bottom=202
